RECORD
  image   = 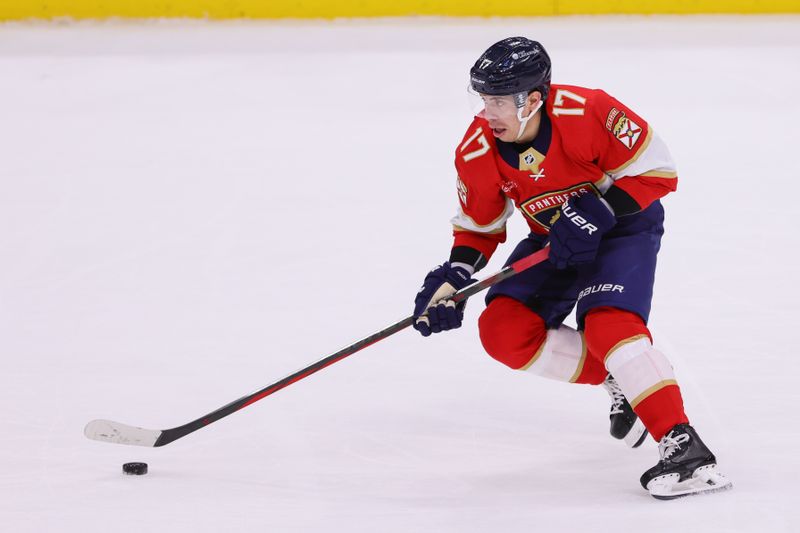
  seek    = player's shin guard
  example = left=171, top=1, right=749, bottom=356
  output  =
left=590, top=319, right=689, bottom=441
left=478, top=297, right=605, bottom=384
left=585, top=308, right=689, bottom=442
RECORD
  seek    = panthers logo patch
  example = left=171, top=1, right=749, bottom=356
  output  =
left=520, top=183, right=598, bottom=231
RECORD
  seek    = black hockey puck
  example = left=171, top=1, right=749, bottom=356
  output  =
left=122, top=462, right=148, bottom=475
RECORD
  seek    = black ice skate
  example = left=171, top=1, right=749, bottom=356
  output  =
left=640, top=424, right=732, bottom=500
left=602, top=374, right=647, bottom=448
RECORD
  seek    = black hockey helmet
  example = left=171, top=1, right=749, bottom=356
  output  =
left=470, top=37, right=552, bottom=100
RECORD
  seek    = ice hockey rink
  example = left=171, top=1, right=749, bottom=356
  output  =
left=1, top=14, right=798, bottom=533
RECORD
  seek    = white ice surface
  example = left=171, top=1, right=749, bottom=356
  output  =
left=1, top=15, right=799, bottom=533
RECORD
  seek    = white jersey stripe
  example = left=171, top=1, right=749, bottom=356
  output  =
left=608, top=129, right=677, bottom=181
left=450, top=196, right=515, bottom=234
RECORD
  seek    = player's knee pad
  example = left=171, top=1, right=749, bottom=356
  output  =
left=583, top=307, right=651, bottom=364
left=478, top=297, right=547, bottom=370
left=479, top=297, right=586, bottom=382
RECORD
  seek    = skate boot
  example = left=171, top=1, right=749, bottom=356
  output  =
left=640, top=424, right=732, bottom=500
left=602, top=374, right=647, bottom=448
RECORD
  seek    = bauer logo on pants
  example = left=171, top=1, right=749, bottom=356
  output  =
left=578, top=283, right=625, bottom=300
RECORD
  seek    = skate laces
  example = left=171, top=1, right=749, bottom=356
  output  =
left=658, top=431, right=691, bottom=461
left=603, top=376, right=626, bottom=415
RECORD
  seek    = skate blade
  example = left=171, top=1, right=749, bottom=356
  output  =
left=624, top=419, right=648, bottom=448
left=647, top=464, right=733, bottom=500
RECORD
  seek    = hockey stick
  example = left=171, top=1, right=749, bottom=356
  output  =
left=84, top=247, right=549, bottom=447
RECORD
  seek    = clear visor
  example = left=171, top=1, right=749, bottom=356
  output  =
left=467, top=86, right=529, bottom=119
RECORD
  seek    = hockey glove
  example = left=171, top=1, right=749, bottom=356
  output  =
left=548, top=193, right=616, bottom=269
left=413, top=262, right=475, bottom=337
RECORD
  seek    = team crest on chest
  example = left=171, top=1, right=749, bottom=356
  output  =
left=520, top=183, right=598, bottom=231
left=606, top=107, right=642, bottom=150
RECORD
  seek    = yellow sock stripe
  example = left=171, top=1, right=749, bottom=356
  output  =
left=602, top=334, right=650, bottom=364
left=568, top=332, right=588, bottom=383
left=629, top=379, right=678, bottom=409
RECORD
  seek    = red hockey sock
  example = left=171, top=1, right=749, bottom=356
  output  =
left=584, top=306, right=652, bottom=361
left=632, top=385, right=689, bottom=441
left=571, top=335, right=607, bottom=385
left=478, top=297, right=547, bottom=370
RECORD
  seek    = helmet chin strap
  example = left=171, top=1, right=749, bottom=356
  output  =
left=514, top=100, right=543, bottom=141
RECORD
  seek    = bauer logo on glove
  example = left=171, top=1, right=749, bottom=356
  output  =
left=547, top=193, right=616, bottom=270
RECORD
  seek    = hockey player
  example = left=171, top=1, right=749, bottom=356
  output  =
left=412, top=37, right=731, bottom=499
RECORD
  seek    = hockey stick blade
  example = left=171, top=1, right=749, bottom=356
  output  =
left=84, top=419, right=161, bottom=447
left=84, top=247, right=549, bottom=448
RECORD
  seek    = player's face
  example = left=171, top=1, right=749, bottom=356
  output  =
left=477, top=91, right=543, bottom=143
left=479, top=94, right=520, bottom=141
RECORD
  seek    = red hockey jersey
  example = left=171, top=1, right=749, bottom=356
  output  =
left=451, top=84, right=678, bottom=261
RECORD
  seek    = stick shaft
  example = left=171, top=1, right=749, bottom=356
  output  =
left=90, top=247, right=550, bottom=447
